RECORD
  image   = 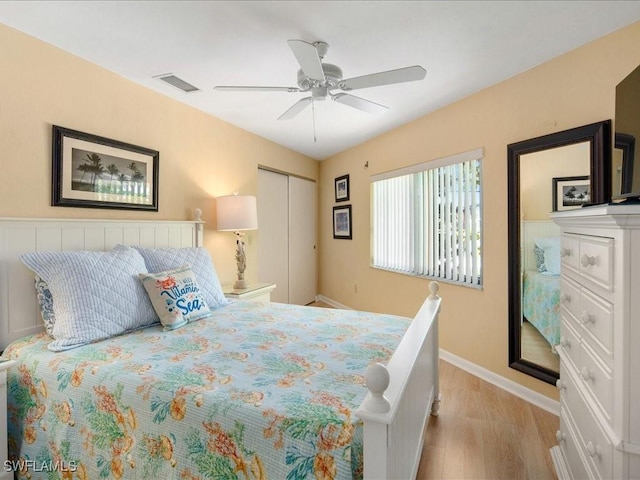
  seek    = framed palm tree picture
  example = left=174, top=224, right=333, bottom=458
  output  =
left=52, top=125, right=159, bottom=211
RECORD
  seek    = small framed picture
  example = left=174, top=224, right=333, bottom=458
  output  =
left=335, top=174, right=350, bottom=202
left=552, top=176, right=590, bottom=211
left=52, top=125, right=159, bottom=211
left=333, top=205, right=352, bottom=239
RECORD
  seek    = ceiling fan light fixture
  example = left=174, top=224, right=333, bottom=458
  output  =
left=215, top=39, right=426, bottom=122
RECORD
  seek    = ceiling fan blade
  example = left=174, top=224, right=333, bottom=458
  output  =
left=214, top=86, right=301, bottom=92
left=287, top=39, right=325, bottom=82
left=338, top=65, right=426, bottom=91
left=278, top=97, right=313, bottom=120
left=332, top=93, right=388, bottom=114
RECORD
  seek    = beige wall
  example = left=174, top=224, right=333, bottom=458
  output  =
left=318, top=21, right=640, bottom=398
left=520, top=142, right=590, bottom=220
left=0, top=23, right=318, bottom=286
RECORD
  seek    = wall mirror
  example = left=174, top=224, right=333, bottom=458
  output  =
left=507, top=120, right=611, bottom=384
left=612, top=64, right=640, bottom=200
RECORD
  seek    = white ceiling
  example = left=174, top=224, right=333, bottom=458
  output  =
left=2, top=1, right=640, bottom=160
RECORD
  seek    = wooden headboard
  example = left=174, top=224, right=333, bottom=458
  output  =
left=0, top=216, right=203, bottom=352
left=521, top=220, right=560, bottom=272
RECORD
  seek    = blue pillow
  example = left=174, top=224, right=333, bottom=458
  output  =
left=132, top=246, right=229, bottom=310
left=21, top=246, right=159, bottom=351
left=534, top=237, right=561, bottom=275
left=34, top=276, right=56, bottom=336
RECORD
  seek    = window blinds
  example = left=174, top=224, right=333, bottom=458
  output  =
left=371, top=149, right=482, bottom=286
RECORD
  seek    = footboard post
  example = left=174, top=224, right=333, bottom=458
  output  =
left=356, top=281, right=442, bottom=480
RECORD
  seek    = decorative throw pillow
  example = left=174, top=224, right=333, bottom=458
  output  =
left=34, top=276, right=56, bottom=336
left=132, top=246, right=229, bottom=310
left=534, top=237, right=561, bottom=275
left=21, top=245, right=159, bottom=351
left=139, top=265, right=212, bottom=331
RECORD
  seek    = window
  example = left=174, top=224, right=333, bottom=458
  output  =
left=371, top=148, right=482, bottom=286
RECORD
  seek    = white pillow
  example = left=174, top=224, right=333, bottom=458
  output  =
left=21, top=245, right=158, bottom=351
left=534, top=237, right=561, bottom=275
left=139, top=265, right=212, bottom=331
left=132, top=246, right=229, bottom=310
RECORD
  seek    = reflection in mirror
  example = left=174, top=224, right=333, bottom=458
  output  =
left=519, top=143, right=590, bottom=374
left=507, top=120, right=611, bottom=385
left=613, top=64, right=640, bottom=200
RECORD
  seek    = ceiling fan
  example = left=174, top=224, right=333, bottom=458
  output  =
left=214, top=39, right=427, bottom=121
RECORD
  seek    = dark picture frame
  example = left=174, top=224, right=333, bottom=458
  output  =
left=52, top=125, right=159, bottom=211
left=334, top=174, right=350, bottom=202
left=552, top=175, right=590, bottom=211
left=333, top=205, right=352, bottom=239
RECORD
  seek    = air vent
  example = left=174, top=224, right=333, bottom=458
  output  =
left=154, top=73, right=200, bottom=93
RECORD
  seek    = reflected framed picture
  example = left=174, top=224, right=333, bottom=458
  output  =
left=52, top=125, right=159, bottom=211
left=552, top=175, right=590, bottom=211
left=335, top=174, right=350, bottom=202
left=333, top=205, right=352, bottom=239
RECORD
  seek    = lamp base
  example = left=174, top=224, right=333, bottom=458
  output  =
left=233, top=279, right=248, bottom=290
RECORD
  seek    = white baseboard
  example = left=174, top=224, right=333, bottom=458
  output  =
left=317, top=295, right=560, bottom=416
left=440, top=349, right=560, bottom=416
left=315, top=294, right=353, bottom=310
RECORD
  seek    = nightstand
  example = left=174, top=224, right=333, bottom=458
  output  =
left=223, top=283, right=276, bottom=302
left=0, top=359, right=16, bottom=480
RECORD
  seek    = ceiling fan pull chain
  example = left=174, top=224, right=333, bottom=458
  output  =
left=312, top=97, right=317, bottom=143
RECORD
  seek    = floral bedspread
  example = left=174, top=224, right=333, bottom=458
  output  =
left=4, top=301, right=410, bottom=480
left=522, top=270, right=561, bottom=348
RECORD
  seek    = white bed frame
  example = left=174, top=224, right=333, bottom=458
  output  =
left=0, top=216, right=442, bottom=480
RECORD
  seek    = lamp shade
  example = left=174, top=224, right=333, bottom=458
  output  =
left=216, top=194, right=258, bottom=231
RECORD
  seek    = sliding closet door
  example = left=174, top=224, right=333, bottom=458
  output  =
left=257, top=169, right=289, bottom=303
left=288, top=176, right=317, bottom=305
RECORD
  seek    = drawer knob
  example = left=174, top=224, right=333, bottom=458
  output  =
left=556, top=430, right=566, bottom=442
left=580, top=367, right=595, bottom=382
left=556, top=379, right=567, bottom=390
left=560, top=337, right=571, bottom=348
left=560, top=293, right=571, bottom=303
left=586, top=441, right=601, bottom=458
left=581, top=254, right=597, bottom=267
left=581, top=311, right=595, bottom=325
left=560, top=247, right=572, bottom=257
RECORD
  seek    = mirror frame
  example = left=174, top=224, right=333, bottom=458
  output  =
left=507, top=120, right=611, bottom=385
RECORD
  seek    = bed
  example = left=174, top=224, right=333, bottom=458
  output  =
left=522, top=270, right=561, bottom=348
left=0, top=215, right=442, bottom=480
left=521, top=220, right=561, bottom=350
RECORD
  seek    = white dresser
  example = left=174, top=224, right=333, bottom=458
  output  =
left=550, top=204, right=640, bottom=480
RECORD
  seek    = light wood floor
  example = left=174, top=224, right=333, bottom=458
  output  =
left=306, top=299, right=559, bottom=479
left=521, top=320, right=560, bottom=373
left=417, top=360, right=559, bottom=479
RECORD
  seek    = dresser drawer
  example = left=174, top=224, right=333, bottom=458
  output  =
left=579, top=288, right=613, bottom=361
left=560, top=234, right=581, bottom=271
left=578, top=235, right=613, bottom=291
left=560, top=317, right=581, bottom=371
left=560, top=276, right=581, bottom=320
left=558, top=408, right=591, bottom=480
left=560, top=373, right=613, bottom=480
left=579, top=343, right=613, bottom=425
